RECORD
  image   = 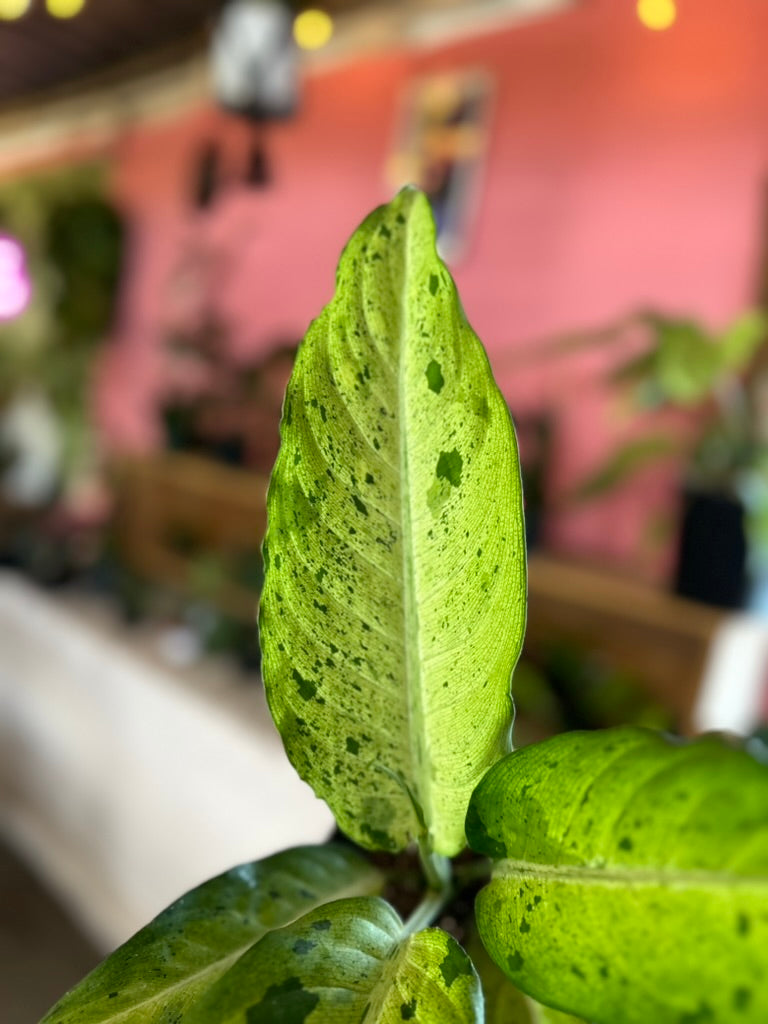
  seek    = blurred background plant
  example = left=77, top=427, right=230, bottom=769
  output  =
left=0, top=163, right=123, bottom=525
left=576, top=310, right=766, bottom=495
left=567, top=308, right=768, bottom=606
left=512, top=645, right=674, bottom=749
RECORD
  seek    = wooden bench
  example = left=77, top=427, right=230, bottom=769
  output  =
left=113, top=456, right=726, bottom=729
left=526, top=554, right=725, bottom=733
left=113, top=454, right=268, bottom=621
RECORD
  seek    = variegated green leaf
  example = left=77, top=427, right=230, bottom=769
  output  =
left=467, top=727, right=768, bottom=1024
left=183, top=897, right=482, bottom=1024
left=466, top=926, right=586, bottom=1024
left=259, top=187, right=526, bottom=856
left=41, top=844, right=382, bottom=1024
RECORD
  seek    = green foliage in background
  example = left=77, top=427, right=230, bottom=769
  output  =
left=0, top=162, right=123, bottom=484
left=40, top=190, right=768, bottom=1024
left=635, top=311, right=766, bottom=408
left=575, top=309, right=768, bottom=503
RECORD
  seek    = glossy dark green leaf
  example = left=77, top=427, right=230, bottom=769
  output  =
left=467, top=727, right=768, bottom=1024
left=183, top=896, right=481, bottom=1024
left=260, top=187, right=526, bottom=856
left=41, top=844, right=382, bottom=1024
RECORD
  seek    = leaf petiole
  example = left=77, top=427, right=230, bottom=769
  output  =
left=403, top=883, right=452, bottom=938
left=418, top=840, right=452, bottom=892
left=396, top=841, right=454, bottom=937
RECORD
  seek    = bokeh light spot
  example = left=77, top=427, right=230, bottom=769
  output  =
left=293, top=9, right=333, bottom=51
left=0, top=0, right=31, bottom=20
left=637, top=0, right=677, bottom=31
left=46, top=0, right=87, bottom=18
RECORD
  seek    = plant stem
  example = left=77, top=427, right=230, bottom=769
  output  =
left=402, top=841, right=454, bottom=937
left=418, top=839, right=451, bottom=891
left=403, top=884, right=451, bottom=937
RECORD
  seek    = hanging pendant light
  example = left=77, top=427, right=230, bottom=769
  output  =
left=211, top=0, right=299, bottom=121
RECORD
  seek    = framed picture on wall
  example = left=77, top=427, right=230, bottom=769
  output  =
left=387, top=70, right=491, bottom=260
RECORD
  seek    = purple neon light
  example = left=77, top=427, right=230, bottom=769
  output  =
left=0, top=235, right=32, bottom=322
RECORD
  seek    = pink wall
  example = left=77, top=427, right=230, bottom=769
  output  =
left=99, top=0, right=768, bottom=572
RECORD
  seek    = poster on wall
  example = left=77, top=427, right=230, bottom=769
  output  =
left=387, top=70, right=491, bottom=260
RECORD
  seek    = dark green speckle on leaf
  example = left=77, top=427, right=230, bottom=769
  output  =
left=439, top=941, right=474, bottom=988
left=245, top=977, right=319, bottom=1024
left=734, top=987, right=752, bottom=1012
left=436, top=449, right=463, bottom=487
left=426, top=360, right=444, bottom=394
left=507, top=951, right=525, bottom=972
left=292, top=668, right=317, bottom=701
left=292, top=939, right=316, bottom=955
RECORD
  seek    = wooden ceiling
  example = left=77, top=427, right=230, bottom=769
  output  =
left=0, top=0, right=361, bottom=108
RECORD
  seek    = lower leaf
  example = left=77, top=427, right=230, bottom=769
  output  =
left=467, top=727, right=768, bottom=1024
left=183, top=897, right=483, bottom=1024
left=41, top=844, right=382, bottom=1024
left=466, top=925, right=585, bottom=1024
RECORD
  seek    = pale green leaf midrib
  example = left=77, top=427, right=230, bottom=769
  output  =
left=493, top=857, right=768, bottom=889
left=362, top=930, right=419, bottom=1021
left=395, top=215, right=431, bottom=846
left=74, top=947, right=246, bottom=1024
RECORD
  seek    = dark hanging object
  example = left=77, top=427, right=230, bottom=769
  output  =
left=193, top=142, right=221, bottom=210
left=245, top=132, right=271, bottom=188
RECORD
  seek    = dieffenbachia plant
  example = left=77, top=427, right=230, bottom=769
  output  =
left=41, top=189, right=768, bottom=1024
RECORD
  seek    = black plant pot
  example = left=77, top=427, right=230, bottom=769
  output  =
left=673, top=488, right=747, bottom=609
